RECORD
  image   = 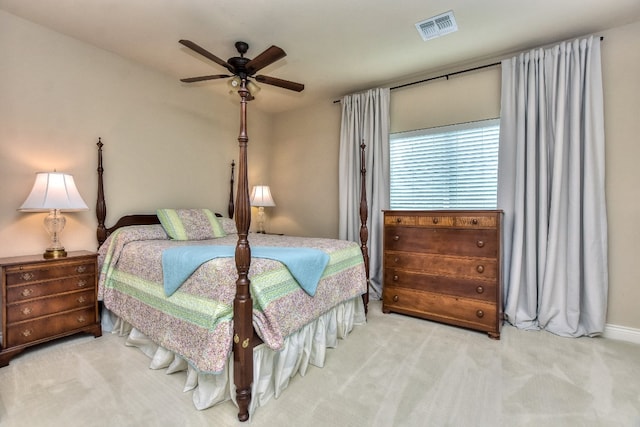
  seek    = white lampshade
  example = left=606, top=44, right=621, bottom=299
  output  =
left=250, top=185, right=275, bottom=207
left=19, top=172, right=88, bottom=212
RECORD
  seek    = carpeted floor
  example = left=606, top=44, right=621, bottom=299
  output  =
left=1, top=300, right=639, bottom=426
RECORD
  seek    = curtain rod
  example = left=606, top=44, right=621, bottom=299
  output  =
left=388, top=36, right=604, bottom=92
left=332, top=62, right=499, bottom=104
left=389, top=61, right=501, bottom=91
left=334, top=36, right=603, bottom=103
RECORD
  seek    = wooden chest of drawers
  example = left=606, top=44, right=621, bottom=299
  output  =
left=382, top=210, right=503, bottom=339
left=0, top=251, right=102, bottom=366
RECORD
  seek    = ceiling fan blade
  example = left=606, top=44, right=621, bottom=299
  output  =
left=180, top=74, right=230, bottom=83
left=179, top=39, right=234, bottom=73
left=246, top=46, right=286, bottom=75
left=255, top=75, right=305, bottom=92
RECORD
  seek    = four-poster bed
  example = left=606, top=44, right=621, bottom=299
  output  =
left=96, top=80, right=371, bottom=422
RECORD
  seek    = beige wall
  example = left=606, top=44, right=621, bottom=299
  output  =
left=272, top=21, right=640, bottom=330
left=0, top=11, right=273, bottom=257
left=269, top=101, right=342, bottom=238
left=599, top=21, right=640, bottom=329
left=389, top=66, right=501, bottom=133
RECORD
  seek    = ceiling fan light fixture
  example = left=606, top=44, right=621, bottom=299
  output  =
left=227, top=76, right=241, bottom=94
left=415, top=10, right=458, bottom=41
left=247, top=80, right=261, bottom=96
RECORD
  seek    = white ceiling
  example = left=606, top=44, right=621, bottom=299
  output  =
left=2, top=0, right=640, bottom=114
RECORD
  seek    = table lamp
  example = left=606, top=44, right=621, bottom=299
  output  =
left=250, top=185, right=275, bottom=233
left=19, top=171, right=89, bottom=259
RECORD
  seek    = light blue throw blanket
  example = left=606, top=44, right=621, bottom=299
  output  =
left=162, top=245, right=330, bottom=297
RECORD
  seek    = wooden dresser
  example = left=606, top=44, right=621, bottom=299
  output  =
left=0, top=251, right=102, bottom=366
left=382, top=210, right=503, bottom=339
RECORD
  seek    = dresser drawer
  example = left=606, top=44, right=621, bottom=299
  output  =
left=7, top=275, right=95, bottom=302
left=384, top=251, right=497, bottom=280
left=7, top=289, right=96, bottom=323
left=5, top=260, right=95, bottom=286
left=386, top=214, right=454, bottom=227
left=384, top=227, right=498, bottom=257
left=384, top=268, right=496, bottom=301
left=385, top=213, right=498, bottom=229
left=382, top=286, right=498, bottom=332
left=454, top=215, right=497, bottom=228
left=6, top=307, right=97, bottom=347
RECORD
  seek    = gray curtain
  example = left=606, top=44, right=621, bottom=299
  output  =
left=339, top=88, right=390, bottom=299
left=498, top=36, right=608, bottom=337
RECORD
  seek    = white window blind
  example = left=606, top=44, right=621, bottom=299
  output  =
left=390, top=119, right=500, bottom=210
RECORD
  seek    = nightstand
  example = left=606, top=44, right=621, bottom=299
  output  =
left=0, top=250, right=102, bottom=367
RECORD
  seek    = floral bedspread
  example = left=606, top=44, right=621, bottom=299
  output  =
left=98, top=225, right=367, bottom=373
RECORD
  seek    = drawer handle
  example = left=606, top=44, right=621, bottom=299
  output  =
left=392, top=295, right=399, bottom=302
left=394, top=257, right=400, bottom=263
left=20, top=272, right=35, bottom=281
left=393, top=275, right=399, bottom=281
left=476, top=310, right=484, bottom=318
left=476, top=265, right=485, bottom=273
left=77, top=279, right=87, bottom=288
left=393, top=235, right=400, bottom=241
left=472, top=219, right=478, bottom=225
left=21, top=288, right=33, bottom=297
left=77, top=316, right=87, bottom=323
left=21, top=307, right=33, bottom=316
left=396, top=218, right=402, bottom=223
left=476, top=286, right=484, bottom=294
left=77, top=296, right=87, bottom=304
left=21, top=329, right=33, bottom=337
left=476, top=240, right=485, bottom=248
left=432, top=217, right=439, bottom=224
left=76, top=265, right=87, bottom=273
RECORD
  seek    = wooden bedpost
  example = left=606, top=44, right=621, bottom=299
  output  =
left=97, top=138, right=107, bottom=248
left=233, top=78, right=253, bottom=422
left=359, top=141, right=370, bottom=314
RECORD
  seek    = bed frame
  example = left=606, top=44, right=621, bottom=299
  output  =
left=95, top=82, right=370, bottom=422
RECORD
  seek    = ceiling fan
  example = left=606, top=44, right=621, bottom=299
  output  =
left=179, top=40, right=305, bottom=95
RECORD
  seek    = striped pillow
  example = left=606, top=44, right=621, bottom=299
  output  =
left=157, top=209, right=226, bottom=240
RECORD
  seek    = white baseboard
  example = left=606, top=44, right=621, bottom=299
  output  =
left=603, top=323, right=640, bottom=345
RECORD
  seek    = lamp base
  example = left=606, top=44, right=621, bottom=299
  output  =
left=43, top=248, right=67, bottom=259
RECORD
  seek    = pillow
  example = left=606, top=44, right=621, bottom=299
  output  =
left=219, top=217, right=237, bottom=234
left=157, top=208, right=226, bottom=240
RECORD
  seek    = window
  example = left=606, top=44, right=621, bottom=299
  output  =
left=389, top=119, right=499, bottom=210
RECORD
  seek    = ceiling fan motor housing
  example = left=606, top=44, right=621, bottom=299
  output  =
left=229, top=56, right=250, bottom=78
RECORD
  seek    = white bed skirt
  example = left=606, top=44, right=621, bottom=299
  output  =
left=104, top=296, right=366, bottom=415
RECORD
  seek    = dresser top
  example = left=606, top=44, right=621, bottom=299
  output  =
left=0, top=251, right=97, bottom=267
left=383, top=210, right=503, bottom=215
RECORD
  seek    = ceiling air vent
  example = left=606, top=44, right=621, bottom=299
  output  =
left=415, top=10, right=458, bottom=41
